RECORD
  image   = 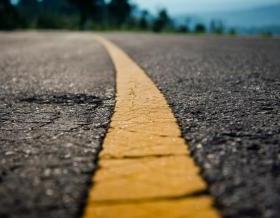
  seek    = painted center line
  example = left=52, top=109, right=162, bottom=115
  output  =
left=83, top=36, right=220, bottom=218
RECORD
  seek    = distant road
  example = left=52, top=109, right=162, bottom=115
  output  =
left=0, top=32, right=280, bottom=218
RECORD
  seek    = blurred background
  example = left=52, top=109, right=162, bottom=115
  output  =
left=0, top=0, right=280, bottom=36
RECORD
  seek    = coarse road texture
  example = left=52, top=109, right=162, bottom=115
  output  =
left=105, top=33, right=280, bottom=218
left=0, top=32, right=115, bottom=218
left=0, top=32, right=279, bottom=218
left=83, top=36, right=220, bottom=218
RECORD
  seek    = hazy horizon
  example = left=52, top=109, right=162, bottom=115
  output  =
left=132, top=0, right=280, bottom=14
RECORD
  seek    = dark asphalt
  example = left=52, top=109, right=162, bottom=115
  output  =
left=0, top=32, right=280, bottom=218
left=105, top=33, right=280, bottom=218
left=0, top=32, right=115, bottom=218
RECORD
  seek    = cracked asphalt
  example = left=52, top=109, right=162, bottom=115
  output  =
left=0, top=32, right=280, bottom=218
left=105, top=33, right=280, bottom=218
left=0, top=32, right=115, bottom=218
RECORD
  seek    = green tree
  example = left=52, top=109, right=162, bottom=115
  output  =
left=17, top=0, right=40, bottom=27
left=177, top=17, right=191, bottom=33
left=0, top=0, right=22, bottom=29
left=108, top=0, right=131, bottom=27
left=18, top=0, right=39, bottom=14
left=261, top=31, right=273, bottom=37
left=139, top=10, right=149, bottom=30
left=228, top=28, right=236, bottom=36
left=67, top=0, right=102, bottom=30
left=152, top=9, right=170, bottom=33
left=177, top=25, right=189, bottom=33
left=194, top=23, right=206, bottom=33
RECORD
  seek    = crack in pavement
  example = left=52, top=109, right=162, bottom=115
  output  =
left=91, top=189, right=209, bottom=205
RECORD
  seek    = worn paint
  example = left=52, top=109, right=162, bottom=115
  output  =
left=83, top=36, right=220, bottom=218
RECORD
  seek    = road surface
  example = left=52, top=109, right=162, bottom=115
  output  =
left=0, top=32, right=279, bottom=218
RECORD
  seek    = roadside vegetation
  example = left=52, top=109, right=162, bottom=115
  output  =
left=1, top=0, right=238, bottom=35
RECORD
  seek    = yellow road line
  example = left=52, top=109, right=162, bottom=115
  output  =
left=83, top=36, right=221, bottom=218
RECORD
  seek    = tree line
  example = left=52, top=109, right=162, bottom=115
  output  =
left=0, top=0, right=235, bottom=35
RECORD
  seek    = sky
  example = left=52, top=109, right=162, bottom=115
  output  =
left=132, top=0, right=280, bottom=14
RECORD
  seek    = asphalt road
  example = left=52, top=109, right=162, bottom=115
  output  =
left=0, top=32, right=115, bottom=218
left=105, top=33, right=280, bottom=218
left=0, top=32, right=280, bottom=218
